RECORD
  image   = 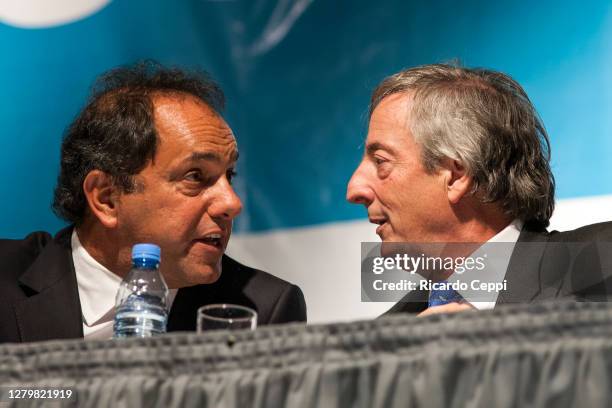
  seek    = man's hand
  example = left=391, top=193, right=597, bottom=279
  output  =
left=417, top=302, right=475, bottom=317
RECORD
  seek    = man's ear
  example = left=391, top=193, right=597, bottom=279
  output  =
left=82, top=170, right=120, bottom=228
left=440, top=158, right=473, bottom=204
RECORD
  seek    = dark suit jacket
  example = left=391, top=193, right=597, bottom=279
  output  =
left=0, top=228, right=307, bottom=343
left=384, top=221, right=612, bottom=315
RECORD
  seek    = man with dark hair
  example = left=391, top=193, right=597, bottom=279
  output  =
left=347, top=64, right=612, bottom=315
left=0, top=62, right=306, bottom=343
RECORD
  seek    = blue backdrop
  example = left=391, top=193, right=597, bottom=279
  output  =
left=1, top=0, right=611, bottom=238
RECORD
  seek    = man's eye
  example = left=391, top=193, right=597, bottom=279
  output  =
left=185, top=170, right=204, bottom=182
left=372, top=155, right=392, bottom=178
left=227, top=169, right=237, bottom=184
left=373, top=156, right=388, bottom=166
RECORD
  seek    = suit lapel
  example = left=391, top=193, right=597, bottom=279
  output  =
left=167, top=286, right=207, bottom=331
left=496, top=226, right=550, bottom=305
left=167, top=268, right=222, bottom=332
left=382, top=225, right=555, bottom=313
left=15, top=228, right=83, bottom=342
left=167, top=255, right=258, bottom=331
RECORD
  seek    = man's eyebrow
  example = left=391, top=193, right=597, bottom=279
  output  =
left=366, top=142, right=395, bottom=155
left=186, top=150, right=240, bottom=163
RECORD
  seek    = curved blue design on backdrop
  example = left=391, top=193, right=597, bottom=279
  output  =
left=1, top=0, right=611, bottom=238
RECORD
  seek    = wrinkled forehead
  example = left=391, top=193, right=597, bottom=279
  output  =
left=152, top=93, right=228, bottom=133
left=367, top=93, right=415, bottom=140
left=152, top=93, right=238, bottom=160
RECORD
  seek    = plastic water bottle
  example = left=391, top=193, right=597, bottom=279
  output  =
left=113, top=243, right=169, bottom=338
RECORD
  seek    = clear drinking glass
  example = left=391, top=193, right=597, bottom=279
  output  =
left=197, top=304, right=258, bottom=332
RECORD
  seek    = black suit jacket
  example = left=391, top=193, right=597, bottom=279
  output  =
left=384, top=221, right=612, bottom=315
left=0, top=228, right=307, bottom=343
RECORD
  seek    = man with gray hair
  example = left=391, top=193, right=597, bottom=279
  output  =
left=347, top=63, right=612, bottom=315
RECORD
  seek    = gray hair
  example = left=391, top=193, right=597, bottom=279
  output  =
left=370, top=63, right=555, bottom=230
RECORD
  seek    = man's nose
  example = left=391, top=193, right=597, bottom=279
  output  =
left=346, top=162, right=374, bottom=206
left=210, top=180, right=243, bottom=220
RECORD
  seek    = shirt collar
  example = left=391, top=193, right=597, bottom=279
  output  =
left=451, top=219, right=524, bottom=310
left=487, top=219, right=523, bottom=244
left=72, top=230, right=179, bottom=328
left=71, top=229, right=123, bottom=326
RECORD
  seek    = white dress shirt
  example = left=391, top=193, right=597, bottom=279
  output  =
left=71, top=230, right=177, bottom=340
left=442, top=219, right=524, bottom=311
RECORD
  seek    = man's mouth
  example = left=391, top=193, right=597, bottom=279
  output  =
left=197, top=232, right=224, bottom=248
left=369, top=217, right=388, bottom=237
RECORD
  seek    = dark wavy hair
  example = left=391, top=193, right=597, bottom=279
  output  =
left=52, top=61, right=225, bottom=224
